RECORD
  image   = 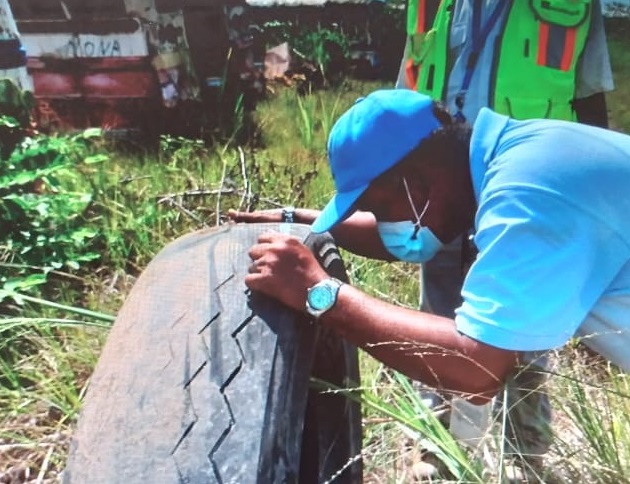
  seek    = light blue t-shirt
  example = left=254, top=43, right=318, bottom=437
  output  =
left=396, top=0, right=614, bottom=123
left=455, top=109, right=630, bottom=372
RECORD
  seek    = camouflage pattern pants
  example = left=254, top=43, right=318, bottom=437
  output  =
left=496, top=353, right=552, bottom=459
left=420, top=236, right=552, bottom=459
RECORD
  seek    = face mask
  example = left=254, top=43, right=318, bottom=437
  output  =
left=377, top=178, right=443, bottom=263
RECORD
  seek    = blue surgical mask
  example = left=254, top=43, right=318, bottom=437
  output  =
left=377, top=178, right=443, bottom=263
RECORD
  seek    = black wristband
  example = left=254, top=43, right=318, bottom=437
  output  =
left=281, top=206, right=295, bottom=223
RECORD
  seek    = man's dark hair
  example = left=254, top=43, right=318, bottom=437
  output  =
left=399, top=101, right=472, bottom=171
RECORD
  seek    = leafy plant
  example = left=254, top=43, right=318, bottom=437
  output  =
left=293, top=27, right=349, bottom=83
left=0, top=79, right=35, bottom=158
left=0, top=129, right=105, bottom=289
left=296, top=94, right=315, bottom=148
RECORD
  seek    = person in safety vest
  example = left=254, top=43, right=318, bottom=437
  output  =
left=395, top=0, right=614, bottom=477
left=399, top=0, right=612, bottom=126
left=229, top=88, right=630, bottom=481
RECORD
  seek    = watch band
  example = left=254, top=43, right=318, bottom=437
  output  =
left=281, top=206, right=295, bottom=223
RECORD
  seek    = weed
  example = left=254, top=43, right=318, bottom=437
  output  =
left=0, top=129, right=105, bottom=289
left=261, top=22, right=349, bottom=84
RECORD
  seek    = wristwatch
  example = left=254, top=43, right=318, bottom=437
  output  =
left=306, top=278, right=343, bottom=319
left=281, top=206, right=295, bottom=223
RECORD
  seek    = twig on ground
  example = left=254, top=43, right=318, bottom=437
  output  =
left=216, top=156, right=229, bottom=226
left=157, top=197, right=208, bottom=228
left=249, top=197, right=281, bottom=209
left=154, top=188, right=237, bottom=201
left=0, top=443, right=54, bottom=452
left=36, top=445, right=54, bottom=484
left=322, top=453, right=363, bottom=484
left=237, top=146, right=252, bottom=212
left=120, top=175, right=152, bottom=185
left=155, top=188, right=283, bottom=218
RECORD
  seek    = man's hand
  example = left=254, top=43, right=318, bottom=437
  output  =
left=246, top=232, right=329, bottom=311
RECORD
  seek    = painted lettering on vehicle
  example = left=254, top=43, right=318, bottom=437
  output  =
left=65, top=37, right=123, bottom=58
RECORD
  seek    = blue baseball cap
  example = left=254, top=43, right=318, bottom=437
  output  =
left=311, top=89, right=442, bottom=234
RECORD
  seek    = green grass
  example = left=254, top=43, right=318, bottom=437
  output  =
left=2, top=24, right=630, bottom=481
left=607, top=37, right=630, bottom=133
left=0, top=78, right=387, bottom=480
left=0, top=318, right=104, bottom=480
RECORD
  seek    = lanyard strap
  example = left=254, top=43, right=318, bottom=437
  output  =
left=456, top=0, right=510, bottom=119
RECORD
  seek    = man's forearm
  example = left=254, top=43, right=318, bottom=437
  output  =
left=318, top=284, right=518, bottom=402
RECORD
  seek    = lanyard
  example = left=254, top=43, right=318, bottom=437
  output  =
left=455, top=0, right=510, bottom=120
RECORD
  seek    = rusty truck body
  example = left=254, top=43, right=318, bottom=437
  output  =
left=4, top=0, right=258, bottom=139
left=2, top=0, right=401, bottom=139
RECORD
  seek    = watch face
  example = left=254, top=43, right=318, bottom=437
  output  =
left=308, top=285, right=334, bottom=311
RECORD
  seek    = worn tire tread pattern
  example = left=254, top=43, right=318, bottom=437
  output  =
left=63, top=223, right=361, bottom=484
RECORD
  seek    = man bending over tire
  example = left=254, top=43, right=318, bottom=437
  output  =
left=229, top=88, right=630, bottom=480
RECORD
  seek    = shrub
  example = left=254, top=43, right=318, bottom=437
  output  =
left=0, top=128, right=105, bottom=293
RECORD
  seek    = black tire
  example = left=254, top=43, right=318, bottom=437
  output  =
left=62, top=223, right=362, bottom=484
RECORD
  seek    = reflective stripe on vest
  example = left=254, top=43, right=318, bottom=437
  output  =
left=537, top=22, right=578, bottom=71
left=415, top=0, right=427, bottom=34
left=407, top=0, right=441, bottom=36
left=405, top=0, right=451, bottom=98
